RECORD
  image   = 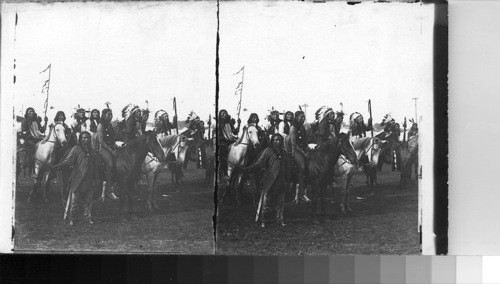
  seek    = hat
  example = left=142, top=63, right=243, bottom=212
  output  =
left=122, top=104, right=140, bottom=120
left=350, top=112, right=362, bottom=122
left=315, top=106, right=334, bottom=122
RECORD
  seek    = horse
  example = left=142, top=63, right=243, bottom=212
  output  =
left=333, top=137, right=382, bottom=214
left=141, top=134, right=190, bottom=211
left=400, top=134, right=419, bottom=189
left=28, top=123, right=68, bottom=203
left=113, top=131, right=165, bottom=220
left=306, top=134, right=358, bottom=224
left=221, top=125, right=261, bottom=204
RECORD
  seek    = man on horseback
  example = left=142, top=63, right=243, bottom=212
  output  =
left=218, top=109, right=238, bottom=179
left=243, top=133, right=290, bottom=228
left=278, top=111, right=294, bottom=139
left=86, top=109, right=100, bottom=136
left=122, top=104, right=142, bottom=144
left=20, top=107, right=46, bottom=148
left=71, top=108, right=89, bottom=142
left=183, top=111, right=206, bottom=169
left=315, top=106, right=335, bottom=143
left=154, top=110, right=177, bottom=136
left=348, top=112, right=372, bottom=139
left=264, top=110, right=281, bottom=139
left=19, top=108, right=47, bottom=175
left=96, top=108, right=119, bottom=200
left=246, top=113, right=267, bottom=164
left=288, top=110, right=310, bottom=203
left=375, top=114, right=402, bottom=172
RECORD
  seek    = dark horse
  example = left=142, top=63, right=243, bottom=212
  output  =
left=113, top=131, right=165, bottom=220
left=306, top=134, right=358, bottom=224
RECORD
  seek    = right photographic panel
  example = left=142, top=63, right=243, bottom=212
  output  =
left=216, top=2, right=435, bottom=255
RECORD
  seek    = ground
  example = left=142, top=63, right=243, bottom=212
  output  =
left=216, top=168, right=420, bottom=255
left=13, top=163, right=214, bottom=254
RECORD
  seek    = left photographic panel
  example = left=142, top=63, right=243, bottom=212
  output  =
left=1, top=2, right=217, bottom=253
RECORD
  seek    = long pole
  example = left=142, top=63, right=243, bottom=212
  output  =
left=368, top=99, right=374, bottom=137
left=173, top=97, right=179, bottom=134
left=237, top=67, right=244, bottom=121
left=207, top=114, right=212, bottom=140
left=412, top=98, right=418, bottom=122
left=43, top=65, right=51, bottom=119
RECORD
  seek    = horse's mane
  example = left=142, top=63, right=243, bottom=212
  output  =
left=352, top=137, right=372, bottom=151
left=40, top=124, right=54, bottom=144
left=233, top=125, right=247, bottom=146
left=123, top=133, right=147, bottom=150
left=158, top=134, right=179, bottom=148
left=316, top=136, right=339, bottom=153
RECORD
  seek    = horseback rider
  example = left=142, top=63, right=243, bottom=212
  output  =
left=96, top=108, right=118, bottom=200
left=278, top=111, right=294, bottom=139
left=408, top=123, right=418, bottom=140
left=86, top=109, right=100, bottom=135
left=122, top=104, right=142, bottom=143
left=20, top=107, right=46, bottom=146
left=139, top=107, right=150, bottom=134
left=246, top=113, right=266, bottom=164
left=185, top=111, right=206, bottom=169
left=218, top=109, right=238, bottom=179
left=332, top=110, right=345, bottom=138
left=376, top=114, right=402, bottom=172
left=154, top=110, right=177, bottom=136
left=54, top=111, right=72, bottom=140
left=349, top=112, right=372, bottom=139
left=315, top=106, right=335, bottom=144
left=288, top=110, right=310, bottom=203
left=264, top=110, right=281, bottom=138
left=72, top=108, right=89, bottom=142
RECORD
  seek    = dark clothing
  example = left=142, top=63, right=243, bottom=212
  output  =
left=20, top=117, right=43, bottom=143
left=89, top=118, right=99, bottom=134
left=289, top=124, right=308, bottom=152
left=317, top=120, right=333, bottom=143
left=350, top=121, right=372, bottom=138
left=155, top=120, right=176, bottom=135
left=246, top=147, right=291, bottom=195
left=54, top=145, right=99, bottom=222
left=124, top=117, right=140, bottom=143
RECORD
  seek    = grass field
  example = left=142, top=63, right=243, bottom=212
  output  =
left=13, top=163, right=215, bottom=254
left=216, top=169, right=420, bottom=255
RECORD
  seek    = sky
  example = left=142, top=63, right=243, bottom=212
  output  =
left=3, top=2, right=217, bottom=126
left=219, top=2, right=434, bottom=125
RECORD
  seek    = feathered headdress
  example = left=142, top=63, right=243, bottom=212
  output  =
left=349, top=112, right=362, bottom=123
left=122, top=103, right=140, bottom=120
left=186, top=111, right=199, bottom=123
left=155, top=110, right=167, bottom=120
left=315, top=106, right=334, bottom=122
left=142, top=100, right=150, bottom=115
left=380, top=114, right=395, bottom=125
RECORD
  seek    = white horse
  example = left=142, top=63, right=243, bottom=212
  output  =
left=141, top=134, right=192, bottom=211
left=333, top=136, right=382, bottom=214
left=222, top=125, right=260, bottom=204
left=28, top=123, right=68, bottom=202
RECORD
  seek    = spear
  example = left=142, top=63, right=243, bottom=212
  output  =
left=207, top=114, right=212, bottom=140
left=173, top=97, right=179, bottom=134
left=403, top=116, right=407, bottom=143
left=368, top=99, right=374, bottom=137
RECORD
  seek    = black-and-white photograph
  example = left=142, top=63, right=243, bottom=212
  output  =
left=216, top=2, right=435, bottom=255
left=2, top=2, right=216, bottom=253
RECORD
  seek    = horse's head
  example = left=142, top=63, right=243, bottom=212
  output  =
left=53, top=124, right=68, bottom=146
left=338, top=134, right=358, bottom=166
left=146, top=131, right=166, bottom=163
left=246, top=125, right=261, bottom=148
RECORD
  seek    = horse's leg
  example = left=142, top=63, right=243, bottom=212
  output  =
left=345, top=172, right=354, bottom=213
left=144, top=173, right=153, bottom=211
left=119, top=181, right=127, bottom=222
left=152, top=172, right=160, bottom=210
left=128, top=182, right=137, bottom=220
left=236, top=172, right=245, bottom=205
left=339, top=174, right=348, bottom=215
left=310, top=180, right=320, bottom=225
